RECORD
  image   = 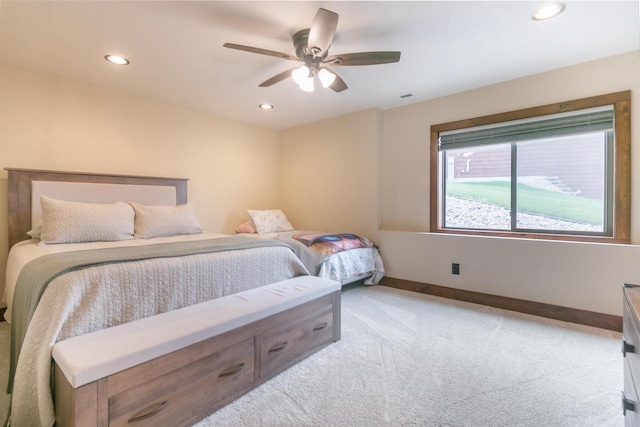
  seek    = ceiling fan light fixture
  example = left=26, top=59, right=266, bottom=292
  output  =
left=299, top=76, right=315, bottom=92
left=223, top=8, right=400, bottom=93
left=292, top=66, right=310, bottom=85
left=317, top=68, right=336, bottom=88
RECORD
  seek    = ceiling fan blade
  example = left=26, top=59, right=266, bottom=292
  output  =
left=329, top=71, right=348, bottom=93
left=326, top=51, right=401, bottom=66
left=223, top=43, right=299, bottom=61
left=307, top=8, right=339, bottom=57
left=259, top=68, right=297, bottom=87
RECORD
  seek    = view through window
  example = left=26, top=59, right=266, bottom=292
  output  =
left=430, top=92, right=630, bottom=243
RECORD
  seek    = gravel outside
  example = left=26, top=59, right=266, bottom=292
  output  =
left=445, top=196, right=602, bottom=232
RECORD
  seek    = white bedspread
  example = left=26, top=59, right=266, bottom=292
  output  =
left=3, top=232, right=229, bottom=322
left=6, top=233, right=309, bottom=427
left=317, top=246, right=385, bottom=285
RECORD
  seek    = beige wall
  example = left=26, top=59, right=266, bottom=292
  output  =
left=280, top=51, right=640, bottom=317
left=378, top=51, right=640, bottom=317
left=0, top=64, right=282, bottom=299
left=279, top=108, right=382, bottom=235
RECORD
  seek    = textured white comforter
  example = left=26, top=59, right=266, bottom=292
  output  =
left=6, top=233, right=309, bottom=427
left=4, top=233, right=233, bottom=322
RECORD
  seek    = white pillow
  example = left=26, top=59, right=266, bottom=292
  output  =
left=130, top=202, right=203, bottom=239
left=247, top=209, right=294, bottom=234
left=39, top=196, right=135, bottom=244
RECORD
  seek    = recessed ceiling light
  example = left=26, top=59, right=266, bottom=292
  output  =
left=531, top=3, right=566, bottom=21
left=104, top=54, right=130, bottom=65
left=258, top=103, right=274, bottom=110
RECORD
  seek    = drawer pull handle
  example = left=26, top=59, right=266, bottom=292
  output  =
left=623, top=338, right=635, bottom=357
left=313, top=322, right=328, bottom=332
left=219, top=363, right=245, bottom=378
left=623, top=391, right=635, bottom=415
left=269, top=341, right=289, bottom=353
left=128, top=400, right=168, bottom=423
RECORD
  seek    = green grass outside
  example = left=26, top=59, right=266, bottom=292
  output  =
left=446, top=180, right=603, bottom=225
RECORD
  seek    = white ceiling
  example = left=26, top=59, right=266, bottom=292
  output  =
left=1, top=1, right=638, bottom=130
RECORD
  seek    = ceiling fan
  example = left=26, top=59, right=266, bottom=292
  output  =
left=223, top=8, right=401, bottom=93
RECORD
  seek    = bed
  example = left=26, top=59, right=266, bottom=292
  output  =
left=2, top=168, right=336, bottom=427
left=235, top=209, right=385, bottom=286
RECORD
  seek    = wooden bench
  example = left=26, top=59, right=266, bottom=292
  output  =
left=52, top=276, right=341, bottom=426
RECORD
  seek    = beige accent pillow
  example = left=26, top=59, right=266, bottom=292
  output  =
left=247, top=209, right=294, bottom=234
left=39, top=196, right=135, bottom=244
left=130, top=202, right=203, bottom=239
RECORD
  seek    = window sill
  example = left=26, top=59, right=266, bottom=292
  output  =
left=431, top=227, right=630, bottom=244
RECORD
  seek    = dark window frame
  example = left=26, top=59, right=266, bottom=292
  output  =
left=430, top=91, right=631, bottom=243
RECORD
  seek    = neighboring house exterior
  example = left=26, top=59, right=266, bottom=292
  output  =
left=448, top=133, right=605, bottom=199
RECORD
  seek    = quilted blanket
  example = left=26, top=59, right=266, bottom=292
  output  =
left=292, top=233, right=378, bottom=257
left=259, top=231, right=384, bottom=283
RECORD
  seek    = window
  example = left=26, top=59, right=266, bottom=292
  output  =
left=430, top=91, right=631, bottom=243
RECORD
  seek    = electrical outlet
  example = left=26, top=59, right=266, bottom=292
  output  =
left=452, top=263, right=460, bottom=275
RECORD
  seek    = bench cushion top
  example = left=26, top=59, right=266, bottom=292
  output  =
left=53, top=275, right=340, bottom=387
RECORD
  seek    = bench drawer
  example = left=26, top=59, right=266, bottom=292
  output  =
left=260, top=304, right=334, bottom=379
left=109, top=337, right=254, bottom=427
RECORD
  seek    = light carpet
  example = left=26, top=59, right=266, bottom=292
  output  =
left=0, top=285, right=623, bottom=426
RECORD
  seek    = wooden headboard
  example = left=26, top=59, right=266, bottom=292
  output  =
left=6, top=168, right=189, bottom=249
